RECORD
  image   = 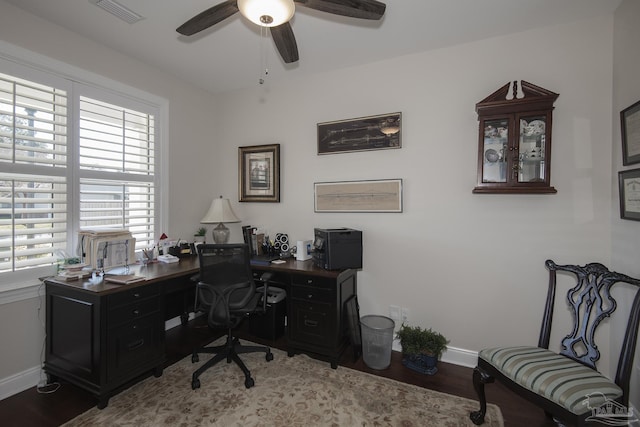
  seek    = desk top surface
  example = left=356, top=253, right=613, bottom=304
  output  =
left=44, top=256, right=354, bottom=294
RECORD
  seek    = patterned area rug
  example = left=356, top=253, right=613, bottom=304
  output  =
left=64, top=339, right=503, bottom=426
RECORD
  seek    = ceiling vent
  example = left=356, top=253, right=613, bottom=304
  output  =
left=89, top=0, right=144, bottom=24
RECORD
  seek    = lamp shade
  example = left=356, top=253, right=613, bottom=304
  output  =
left=237, top=0, right=295, bottom=27
left=200, top=197, right=240, bottom=224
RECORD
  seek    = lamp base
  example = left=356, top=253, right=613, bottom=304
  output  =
left=212, top=222, right=230, bottom=244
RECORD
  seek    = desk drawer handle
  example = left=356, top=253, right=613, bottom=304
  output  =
left=304, top=319, right=318, bottom=328
left=132, top=309, right=140, bottom=316
left=306, top=279, right=313, bottom=284
left=133, top=292, right=141, bottom=298
left=307, top=294, right=314, bottom=299
left=127, top=339, right=145, bottom=351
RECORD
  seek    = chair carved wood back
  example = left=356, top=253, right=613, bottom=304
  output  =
left=542, top=260, right=640, bottom=398
left=471, top=260, right=640, bottom=426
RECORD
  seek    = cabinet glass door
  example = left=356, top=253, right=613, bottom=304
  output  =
left=482, top=118, right=508, bottom=183
left=518, top=115, right=546, bottom=183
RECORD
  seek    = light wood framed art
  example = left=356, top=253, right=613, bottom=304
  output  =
left=314, top=179, right=403, bottom=213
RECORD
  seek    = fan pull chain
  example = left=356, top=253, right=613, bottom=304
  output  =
left=259, top=26, right=269, bottom=85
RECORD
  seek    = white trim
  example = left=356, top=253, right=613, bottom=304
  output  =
left=0, top=41, right=166, bottom=109
left=0, top=283, right=42, bottom=306
left=440, top=346, right=479, bottom=368
left=0, top=365, right=42, bottom=401
left=392, top=339, right=479, bottom=368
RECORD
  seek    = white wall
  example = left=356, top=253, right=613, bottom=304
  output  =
left=214, top=15, right=615, bottom=365
left=612, top=0, right=640, bottom=410
left=1, top=0, right=638, bottom=403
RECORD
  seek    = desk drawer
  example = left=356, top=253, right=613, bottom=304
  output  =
left=291, top=275, right=333, bottom=289
left=289, top=301, right=332, bottom=347
left=107, top=314, right=163, bottom=383
left=108, top=298, right=161, bottom=327
left=108, top=285, right=160, bottom=308
left=291, top=285, right=333, bottom=304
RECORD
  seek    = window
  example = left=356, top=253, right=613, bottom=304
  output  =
left=0, top=72, right=69, bottom=275
left=0, top=58, right=161, bottom=285
left=78, top=96, right=156, bottom=249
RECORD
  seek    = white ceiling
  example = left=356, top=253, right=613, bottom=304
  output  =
left=4, top=0, right=622, bottom=95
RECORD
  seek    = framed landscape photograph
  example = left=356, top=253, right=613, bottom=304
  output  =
left=314, top=179, right=403, bottom=213
left=618, top=168, right=640, bottom=221
left=238, top=144, right=280, bottom=202
left=621, top=99, right=640, bottom=165
left=317, top=112, right=401, bottom=155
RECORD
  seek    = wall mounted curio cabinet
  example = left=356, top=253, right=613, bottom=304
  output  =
left=473, top=80, right=559, bottom=194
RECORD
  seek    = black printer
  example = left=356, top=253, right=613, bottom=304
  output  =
left=312, top=228, right=362, bottom=270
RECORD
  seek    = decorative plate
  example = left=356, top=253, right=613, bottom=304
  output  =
left=485, top=148, right=499, bottom=163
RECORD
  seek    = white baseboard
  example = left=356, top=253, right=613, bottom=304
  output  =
left=391, top=339, right=478, bottom=369
left=0, top=365, right=42, bottom=401
left=440, top=346, right=479, bottom=368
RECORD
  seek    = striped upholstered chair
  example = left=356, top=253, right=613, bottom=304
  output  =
left=470, top=260, right=640, bottom=426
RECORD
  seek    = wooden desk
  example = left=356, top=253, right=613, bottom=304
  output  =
left=44, top=257, right=356, bottom=408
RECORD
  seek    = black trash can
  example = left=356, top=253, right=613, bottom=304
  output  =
left=249, top=286, right=286, bottom=340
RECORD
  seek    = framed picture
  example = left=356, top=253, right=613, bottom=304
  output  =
left=618, top=168, right=640, bottom=221
left=621, top=99, right=640, bottom=165
left=239, top=144, right=280, bottom=202
left=314, top=179, right=403, bottom=213
left=317, top=112, right=401, bottom=155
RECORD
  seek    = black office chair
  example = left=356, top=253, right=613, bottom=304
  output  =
left=470, top=260, right=640, bottom=426
left=191, top=244, right=273, bottom=390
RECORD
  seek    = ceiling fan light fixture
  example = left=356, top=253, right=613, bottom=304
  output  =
left=237, top=0, right=295, bottom=27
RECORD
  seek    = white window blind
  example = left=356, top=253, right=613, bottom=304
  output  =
left=78, top=97, right=156, bottom=249
left=0, top=72, right=68, bottom=274
left=0, top=73, right=68, bottom=167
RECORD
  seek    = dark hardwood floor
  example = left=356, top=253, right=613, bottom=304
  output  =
left=0, top=316, right=556, bottom=427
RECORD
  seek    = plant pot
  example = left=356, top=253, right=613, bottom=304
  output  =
left=194, top=235, right=205, bottom=244
left=402, top=353, right=438, bottom=375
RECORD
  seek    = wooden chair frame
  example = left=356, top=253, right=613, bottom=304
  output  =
left=470, top=259, right=640, bottom=426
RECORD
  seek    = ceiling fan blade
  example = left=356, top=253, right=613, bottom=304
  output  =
left=270, top=23, right=299, bottom=64
left=176, top=1, right=239, bottom=36
left=295, top=0, right=386, bottom=20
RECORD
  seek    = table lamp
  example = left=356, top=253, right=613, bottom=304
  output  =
left=200, top=196, right=240, bottom=244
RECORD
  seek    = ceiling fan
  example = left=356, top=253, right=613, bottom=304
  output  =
left=176, top=0, right=387, bottom=64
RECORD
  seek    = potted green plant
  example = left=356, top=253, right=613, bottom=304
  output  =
left=396, top=324, right=449, bottom=375
left=194, top=227, right=207, bottom=243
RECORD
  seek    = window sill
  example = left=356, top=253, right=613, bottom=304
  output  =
left=0, top=280, right=44, bottom=305
left=0, top=266, right=55, bottom=305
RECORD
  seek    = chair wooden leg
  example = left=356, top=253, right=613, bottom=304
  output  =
left=470, top=366, right=494, bottom=425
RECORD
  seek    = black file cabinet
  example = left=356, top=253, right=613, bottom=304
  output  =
left=288, top=270, right=356, bottom=369
left=251, top=265, right=357, bottom=369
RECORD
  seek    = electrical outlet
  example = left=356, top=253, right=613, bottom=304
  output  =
left=389, top=305, right=400, bottom=321
left=401, top=307, right=410, bottom=324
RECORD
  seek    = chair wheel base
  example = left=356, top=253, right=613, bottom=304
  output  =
left=192, top=353, right=199, bottom=363
left=470, top=410, right=485, bottom=425
left=191, top=378, right=200, bottom=390
left=244, top=376, right=255, bottom=388
left=266, top=352, right=273, bottom=362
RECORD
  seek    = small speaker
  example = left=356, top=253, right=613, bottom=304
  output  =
left=280, top=242, right=289, bottom=252
left=274, top=233, right=288, bottom=251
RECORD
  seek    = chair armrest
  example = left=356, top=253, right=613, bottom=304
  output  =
left=260, top=272, right=274, bottom=311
